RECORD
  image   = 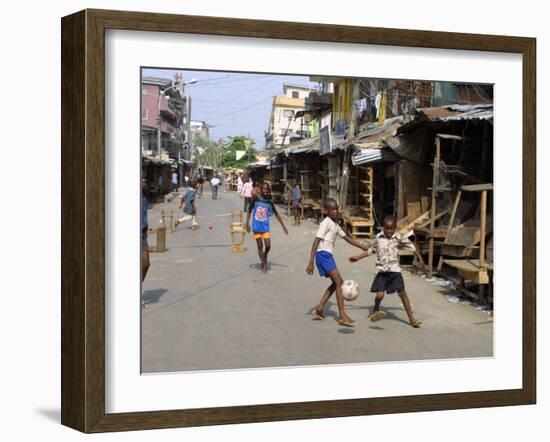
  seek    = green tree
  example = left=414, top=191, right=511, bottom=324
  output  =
left=193, top=134, right=222, bottom=169
left=220, top=136, right=258, bottom=169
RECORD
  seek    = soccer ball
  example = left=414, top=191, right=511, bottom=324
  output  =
left=342, top=280, right=360, bottom=301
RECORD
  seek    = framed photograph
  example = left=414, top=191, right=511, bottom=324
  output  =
left=61, top=9, right=536, bottom=433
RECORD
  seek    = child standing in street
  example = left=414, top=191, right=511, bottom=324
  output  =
left=246, top=183, right=288, bottom=273
left=306, top=198, right=369, bottom=327
left=241, top=177, right=254, bottom=212
left=292, top=182, right=302, bottom=225
left=175, top=181, right=199, bottom=230
left=349, top=215, right=424, bottom=327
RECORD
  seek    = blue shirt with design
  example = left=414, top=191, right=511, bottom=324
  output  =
left=249, top=196, right=278, bottom=233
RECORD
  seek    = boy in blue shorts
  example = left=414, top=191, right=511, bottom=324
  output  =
left=175, top=181, right=199, bottom=230
left=306, top=198, right=369, bottom=327
left=246, top=182, right=288, bottom=273
left=349, top=215, right=424, bottom=327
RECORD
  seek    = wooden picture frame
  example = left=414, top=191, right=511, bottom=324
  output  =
left=61, top=9, right=536, bottom=433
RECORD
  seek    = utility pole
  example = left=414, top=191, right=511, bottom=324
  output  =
left=339, top=79, right=360, bottom=210
left=156, top=78, right=197, bottom=158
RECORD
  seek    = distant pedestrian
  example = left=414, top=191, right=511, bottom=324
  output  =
left=349, top=215, right=425, bottom=327
left=292, top=182, right=302, bottom=225
left=306, top=198, right=369, bottom=327
left=175, top=181, right=199, bottom=230
left=184, top=175, right=190, bottom=187
left=171, top=171, right=179, bottom=192
left=210, top=175, right=220, bottom=199
left=240, top=178, right=253, bottom=212
left=237, top=175, right=243, bottom=193
left=246, top=183, right=288, bottom=273
left=196, top=175, right=204, bottom=199
left=141, top=177, right=150, bottom=283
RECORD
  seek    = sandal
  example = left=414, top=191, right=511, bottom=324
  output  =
left=309, top=308, right=325, bottom=320
left=368, top=311, right=386, bottom=322
left=410, top=319, right=422, bottom=328
left=338, top=319, right=356, bottom=327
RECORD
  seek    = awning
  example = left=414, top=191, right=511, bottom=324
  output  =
left=352, top=147, right=400, bottom=166
left=142, top=155, right=172, bottom=166
left=417, top=103, right=493, bottom=123
left=279, top=136, right=320, bottom=156
left=246, top=162, right=270, bottom=169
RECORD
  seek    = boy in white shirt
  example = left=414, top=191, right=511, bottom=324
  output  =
left=306, top=198, right=369, bottom=327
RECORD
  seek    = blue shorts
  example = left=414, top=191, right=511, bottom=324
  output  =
left=315, top=251, right=336, bottom=277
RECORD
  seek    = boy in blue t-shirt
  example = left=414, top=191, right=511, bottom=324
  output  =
left=245, top=183, right=288, bottom=273
left=175, top=181, right=199, bottom=230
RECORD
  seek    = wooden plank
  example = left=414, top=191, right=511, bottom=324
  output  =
left=428, top=136, right=441, bottom=278
left=436, top=133, right=462, bottom=140
left=442, top=259, right=490, bottom=284
left=413, top=227, right=448, bottom=239
left=444, top=191, right=462, bottom=244
left=398, top=210, right=430, bottom=235
left=416, top=209, right=449, bottom=229
left=407, top=201, right=421, bottom=221
left=421, top=195, right=429, bottom=213
left=479, top=190, right=487, bottom=268
left=461, top=183, right=494, bottom=192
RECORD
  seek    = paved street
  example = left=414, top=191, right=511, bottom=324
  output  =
left=141, top=188, right=493, bottom=373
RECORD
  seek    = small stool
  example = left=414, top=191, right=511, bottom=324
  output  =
left=230, top=211, right=243, bottom=224
left=161, top=210, right=174, bottom=233
left=230, top=223, right=247, bottom=253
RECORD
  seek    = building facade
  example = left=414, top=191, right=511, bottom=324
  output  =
left=141, top=76, right=191, bottom=160
left=265, top=84, right=312, bottom=149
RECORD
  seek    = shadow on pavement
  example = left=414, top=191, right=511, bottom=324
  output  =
left=142, top=288, right=168, bottom=305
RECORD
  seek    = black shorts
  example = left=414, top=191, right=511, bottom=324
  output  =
left=370, top=272, right=405, bottom=294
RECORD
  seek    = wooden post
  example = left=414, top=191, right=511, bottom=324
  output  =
left=339, top=149, right=351, bottom=210
left=396, top=163, right=404, bottom=220
left=479, top=190, right=487, bottom=268
left=428, top=136, right=441, bottom=278
left=445, top=191, right=462, bottom=243
left=478, top=285, right=485, bottom=306
left=421, top=195, right=429, bottom=214
left=355, top=166, right=359, bottom=206
left=161, top=210, right=174, bottom=233
left=301, top=174, right=305, bottom=219
left=437, top=190, right=461, bottom=271
left=156, top=226, right=166, bottom=253
left=286, top=160, right=290, bottom=216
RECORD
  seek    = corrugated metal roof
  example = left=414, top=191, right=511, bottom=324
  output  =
left=352, top=147, right=400, bottom=165
left=279, top=136, right=320, bottom=156
left=447, top=104, right=493, bottom=112
left=417, top=106, right=458, bottom=119
left=440, top=108, right=493, bottom=122
left=418, top=103, right=493, bottom=122
left=142, top=155, right=172, bottom=166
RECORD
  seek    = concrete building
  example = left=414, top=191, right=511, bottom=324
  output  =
left=190, top=120, right=211, bottom=141
left=265, top=84, right=312, bottom=149
left=141, top=76, right=191, bottom=160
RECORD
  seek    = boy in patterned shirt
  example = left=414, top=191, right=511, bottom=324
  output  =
left=350, top=215, right=425, bottom=327
left=246, top=182, right=288, bottom=273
